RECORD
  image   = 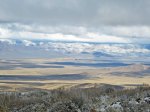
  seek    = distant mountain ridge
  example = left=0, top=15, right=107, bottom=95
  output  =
left=0, top=39, right=150, bottom=59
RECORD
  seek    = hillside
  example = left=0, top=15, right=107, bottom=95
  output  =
left=0, top=85, right=150, bottom=112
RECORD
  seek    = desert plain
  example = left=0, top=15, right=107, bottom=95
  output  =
left=0, top=58, right=149, bottom=91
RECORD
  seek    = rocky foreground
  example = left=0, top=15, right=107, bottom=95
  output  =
left=0, top=84, right=150, bottom=112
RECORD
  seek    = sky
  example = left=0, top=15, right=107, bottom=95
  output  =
left=0, top=0, right=150, bottom=43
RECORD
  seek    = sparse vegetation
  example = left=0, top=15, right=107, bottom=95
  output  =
left=0, top=84, right=149, bottom=112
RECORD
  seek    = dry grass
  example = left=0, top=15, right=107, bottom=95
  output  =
left=0, top=84, right=149, bottom=112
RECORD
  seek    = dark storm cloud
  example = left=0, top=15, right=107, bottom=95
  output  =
left=0, top=0, right=150, bottom=26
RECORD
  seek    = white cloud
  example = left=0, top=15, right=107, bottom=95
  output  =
left=0, top=27, right=13, bottom=38
left=85, top=32, right=130, bottom=43
left=101, top=26, right=150, bottom=37
left=0, top=23, right=150, bottom=43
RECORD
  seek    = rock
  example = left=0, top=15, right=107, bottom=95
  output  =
left=110, top=101, right=123, bottom=111
left=144, top=97, right=150, bottom=104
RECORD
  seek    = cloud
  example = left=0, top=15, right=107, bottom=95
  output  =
left=0, top=0, right=150, bottom=26
left=99, top=26, right=150, bottom=37
left=0, top=23, right=131, bottom=43
left=0, top=0, right=150, bottom=43
left=1, top=23, right=150, bottom=43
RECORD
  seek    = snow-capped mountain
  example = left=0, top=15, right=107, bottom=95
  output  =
left=0, top=39, right=150, bottom=59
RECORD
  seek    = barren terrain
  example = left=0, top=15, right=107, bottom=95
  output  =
left=0, top=58, right=150, bottom=91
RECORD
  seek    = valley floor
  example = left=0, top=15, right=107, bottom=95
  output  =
left=0, top=58, right=150, bottom=91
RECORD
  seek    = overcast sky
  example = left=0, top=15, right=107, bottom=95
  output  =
left=0, top=0, right=150, bottom=43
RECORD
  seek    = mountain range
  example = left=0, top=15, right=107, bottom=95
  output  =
left=0, top=39, right=150, bottom=59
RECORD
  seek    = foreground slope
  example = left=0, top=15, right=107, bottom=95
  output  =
left=0, top=85, right=150, bottom=112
